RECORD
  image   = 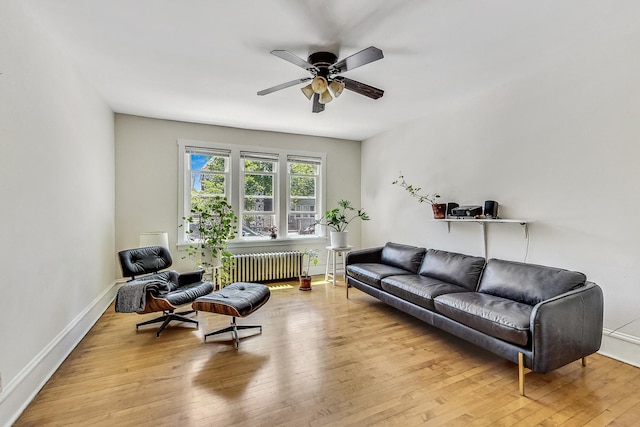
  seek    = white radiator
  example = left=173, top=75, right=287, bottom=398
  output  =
left=216, top=251, right=302, bottom=286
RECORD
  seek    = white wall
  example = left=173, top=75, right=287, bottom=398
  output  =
left=361, top=5, right=640, bottom=366
left=0, top=1, right=115, bottom=425
left=115, top=114, right=362, bottom=274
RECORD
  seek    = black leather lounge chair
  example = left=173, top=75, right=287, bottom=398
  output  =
left=116, top=245, right=214, bottom=337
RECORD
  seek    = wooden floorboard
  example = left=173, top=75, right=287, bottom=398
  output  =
left=14, top=277, right=640, bottom=426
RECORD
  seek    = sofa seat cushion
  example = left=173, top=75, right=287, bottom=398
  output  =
left=418, top=249, right=486, bottom=291
left=380, top=242, right=427, bottom=274
left=434, top=293, right=532, bottom=346
left=347, top=263, right=413, bottom=289
left=381, top=275, right=469, bottom=311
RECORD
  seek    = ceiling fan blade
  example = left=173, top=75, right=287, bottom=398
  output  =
left=271, top=50, right=316, bottom=71
left=332, top=46, right=384, bottom=73
left=339, top=77, right=384, bottom=100
left=312, top=93, right=325, bottom=113
left=257, top=77, right=312, bottom=96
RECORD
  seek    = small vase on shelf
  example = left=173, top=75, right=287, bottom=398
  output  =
left=432, top=203, right=447, bottom=219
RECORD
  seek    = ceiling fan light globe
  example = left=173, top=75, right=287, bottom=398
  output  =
left=311, top=76, right=328, bottom=94
left=319, top=90, right=333, bottom=104
left=329, top=80, right=345, bottom=98
left=301, top=84, right=314, bottom=100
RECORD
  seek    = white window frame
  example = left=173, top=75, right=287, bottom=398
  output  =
left=287, top=154, right=322, bottom=238
left=240, top=151, right=279, bottom=240
left=177, top=139, right=326, bottom=247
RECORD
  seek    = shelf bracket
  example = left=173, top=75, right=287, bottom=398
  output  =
left=481, top=222, right=488, bottom=259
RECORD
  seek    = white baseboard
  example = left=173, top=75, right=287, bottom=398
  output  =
left=0, top=280, right=120, bottom=427
left=598, top=328, right=640, bottom=368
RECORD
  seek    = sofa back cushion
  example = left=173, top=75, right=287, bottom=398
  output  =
left=418, top=249, right=485, bottom=291
left=380, top=242, right=426, bottom=274
left=478, top=259, right=586, bottom=306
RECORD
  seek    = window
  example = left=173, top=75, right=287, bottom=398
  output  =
left=287, top=155, right=320, bottom=237
left=182, top=147, right=230, bottom=237
left=241, top=152, right=278, bottom=239
left=178, top=140, right=325, bottom=244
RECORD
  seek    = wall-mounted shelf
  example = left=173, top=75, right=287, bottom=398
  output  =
left=432, top=218, right=530, bottom=258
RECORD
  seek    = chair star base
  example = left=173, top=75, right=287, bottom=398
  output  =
left=136, top=309, right=198, bottom=338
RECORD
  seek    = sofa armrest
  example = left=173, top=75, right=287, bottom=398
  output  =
left=178, top=269, right=205, bottom=286
left=529, top=281, right=603, bottom=373
left=346, top=246, right=384, bottom=266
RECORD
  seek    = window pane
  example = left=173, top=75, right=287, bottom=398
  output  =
left=244, top=197, right=274, bottom=212
left=242, top=214, right=276, bottom=237
left=288, top=213, right=317, bottom=235
left=290, top=197, right=315, bottom=212
left=196, top=173, right=225, bottom=195
left=190, top=153, right=227, bottom=204
left=191, top=153, right=226, bottom=172
left=289, top=162, right=318, bottom=175
left=245, top=159, right=274, bottom=173
left=290, top=176, right=315, bottom=197
left=244, top=174, right=273, bottom=196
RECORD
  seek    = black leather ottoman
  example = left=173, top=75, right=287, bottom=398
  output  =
left=192, top=282, right=270, bottom=348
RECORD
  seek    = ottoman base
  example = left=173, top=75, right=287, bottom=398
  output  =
left=204, top=317, right=262, bottom=349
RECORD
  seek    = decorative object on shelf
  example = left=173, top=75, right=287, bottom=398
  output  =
left=483, top=200, right=499, bottom=218
left=446, top=203, right=459, bottom=217
left=299, top=249, right=319, bottom=291
left=392, top=173, right=445, bottom=219
left=432, top=203, right=447, bottom=219
left=316, top=199, right=370, bottom=248
left=451, top=205, right=483, bottom=218
left=268, top=226, right=278, bottom=239
left=180, top=196, right=238, bottom=284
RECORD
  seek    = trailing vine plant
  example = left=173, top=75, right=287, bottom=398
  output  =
left=181, top=195, right=238, bottom=285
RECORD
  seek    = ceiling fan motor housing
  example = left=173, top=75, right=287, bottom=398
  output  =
left=307, top=52, right=338, bottom=70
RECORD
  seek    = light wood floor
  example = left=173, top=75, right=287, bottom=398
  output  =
left=15, top=278, right=640, bottom=426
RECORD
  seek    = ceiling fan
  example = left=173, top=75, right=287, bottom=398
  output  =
left=257, top=46, right=384, bottom=113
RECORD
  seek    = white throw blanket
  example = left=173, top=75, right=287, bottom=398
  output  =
left=115, top=279, right=170, bottom=313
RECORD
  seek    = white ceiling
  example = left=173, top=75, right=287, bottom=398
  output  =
left=23, top=0, right=610, bottom=141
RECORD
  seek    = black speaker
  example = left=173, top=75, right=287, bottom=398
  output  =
left=446, top=202, right=459, bottom=216
left=484, top=200, right=499, bottom=218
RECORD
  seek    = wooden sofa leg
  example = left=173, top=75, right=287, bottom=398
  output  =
left=518, top=352, right=525, bottom=396
left=582, top=356, right=587, bottom=367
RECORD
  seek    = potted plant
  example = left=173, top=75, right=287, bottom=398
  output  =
left=392, top=173, right=446, bottom=219
left=299, top=248, right=319, bottom=291
left=316, top=199, right=370, bottom=248
left=181, top=195, right=239, bottom=284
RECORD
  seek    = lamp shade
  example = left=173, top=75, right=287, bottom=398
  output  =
left=139, top=231, right=169, bottom=249
left=319, top=89, right=333, bottom=104
left=301, top=83, right=314, bottom=100
left=311, top=76, right=328, bottom=94
left=329, top=80, right=345, bottom=98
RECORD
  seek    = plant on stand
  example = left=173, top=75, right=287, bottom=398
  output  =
left=316, top=199, right=370, bottom=248
left=181, top=195, right=238, bottom=286
left=392, top=173, right=446, bottom=219
left=299, top=248, right=319, bottom=291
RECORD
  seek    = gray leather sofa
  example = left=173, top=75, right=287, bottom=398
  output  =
left=345, top=242, right=604, bottom=395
